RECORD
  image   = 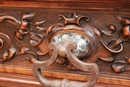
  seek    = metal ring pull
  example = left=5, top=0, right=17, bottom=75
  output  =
left=33, top=42, right=99, bottom=87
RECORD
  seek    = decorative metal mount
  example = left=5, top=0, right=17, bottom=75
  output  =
left=33, top=42, right=99, bottom=87
left=33, top=13, right=99, bottom=86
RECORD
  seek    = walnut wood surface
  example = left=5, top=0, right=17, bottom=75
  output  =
left=0, top=0, right=130, bottom=87
left=0, top=73, right=129, bottom=87
left=1, top=0, right=130, bottom=10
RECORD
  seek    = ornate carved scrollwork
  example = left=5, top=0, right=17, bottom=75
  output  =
left=0, top=12, right=130, bottom=86
left=112, top=56, right=130, bottom=73
left=0, top=13, right=38, bottom=62
left=35, top=13, right=119, bottom=65
left=111, top=16, right=130, bottom=73
left=0, top=13, right=118, bottom=64
left=32, top=13, right=99, bottom=87
left=0, top=33, right=16, bottom=61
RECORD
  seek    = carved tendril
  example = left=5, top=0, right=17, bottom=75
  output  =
left=35, top=20, right=46, bottom=32
left=0, top=33, right=16, bottom=62
left=92, top=26, right=123, bottom=54
left=112, top=57, right=130, bottom=73
left=18, top=47, right=39, bottom=63
left=0, top=13, right=36, bottom=43
left=16, top=13, right=35, bottom=43
left=0, top=15, right=20, bottom=27
left=101, top=24, right=116, bottom=36
left=110, top=16, right=130, bottom=73
left=116, top=16, right=130, bottom=42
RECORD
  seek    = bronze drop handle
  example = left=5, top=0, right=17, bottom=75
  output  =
left=33, top=42, right=99, bottom=87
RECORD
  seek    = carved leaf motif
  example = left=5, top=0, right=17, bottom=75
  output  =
left=112, top=56, right=130, bottom=73
left=22, top=12, right=35, bottom=22
left=99, top=57, right=114, bottom=62
left=29, top=56, right=35, bottom=63
left=18, top=47, right=38, bottom=62
left=15, top=31, right=23, bottom=40
left=36, top=27, right=46, bottom=32
left=35, top=20, right=46, bottom=32
left=107, top=24, right=116, bottom=32
left=18, top=30, right=28, bottom=35
left=18, top=47, right=30, bottom=55
left=101, top=24, right=116, bottom=36
left=0, top=15, right=20, bottom=27
left=116, top=16, right=130, bottom=40
left=125, top=56, right=130, bottom=63
left=30, top=32, right=41, bottom=41
left=37, top=34, right=43, bottom=38
left=30, top=40, right=38, bottom=46
left=112, top=64, right=125, bottom=73
left=2, top=51, right=8, bottom=61
left=8, top=46, right=17, bottom=59
left=116, top=16, right=130, bottom=26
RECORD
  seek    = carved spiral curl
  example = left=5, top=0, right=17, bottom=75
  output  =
left=0, top=33, right=16, bottom=62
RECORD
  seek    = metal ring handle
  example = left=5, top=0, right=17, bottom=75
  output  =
left=33, top=42, right=99, bottom=87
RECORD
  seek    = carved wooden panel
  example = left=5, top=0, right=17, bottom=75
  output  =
left=0, top=0, right=130, bottom=87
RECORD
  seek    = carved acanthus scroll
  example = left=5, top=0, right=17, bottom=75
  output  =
left=0, top=13, right=129, bottom=72
left=0, top=12, right=130, bottom=87
left=111, top=16, right=130, bottom=73
left=0, top=33, right=16, bottom=62
left=0, top=13, right=39, bottom=62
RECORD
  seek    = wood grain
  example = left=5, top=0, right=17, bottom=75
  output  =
left=1, top=0, right=130, bottom=10
left=0, top=72, right=128, bottom=87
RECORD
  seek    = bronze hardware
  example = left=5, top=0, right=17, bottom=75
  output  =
left=33, top=42, right=99, bottom=87
left=32, top=13, right=100, bottom=87
left=36, top=13, right=119, bottom=64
